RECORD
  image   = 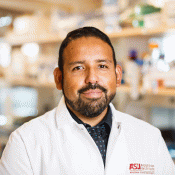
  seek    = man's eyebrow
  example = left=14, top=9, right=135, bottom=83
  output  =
left=68, top=59, right=112, bottom=66
left=68, top=61, right=85, bottom=66
left=96, top=59, right=112, bottom=63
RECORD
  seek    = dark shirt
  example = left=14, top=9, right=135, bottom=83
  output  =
left=67, top=106, right=112, bottom=166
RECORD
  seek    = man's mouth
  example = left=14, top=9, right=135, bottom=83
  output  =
left=81, top=89, right=103, bottom=98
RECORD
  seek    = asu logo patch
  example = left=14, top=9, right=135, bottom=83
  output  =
left=129, top=163, right=155, bottom=174
left=129, top=163, right=141, bottom=170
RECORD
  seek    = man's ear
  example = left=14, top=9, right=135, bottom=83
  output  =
left=115, top=64, right=122, bottom=87
left=53, top=67, right=62, bottom=90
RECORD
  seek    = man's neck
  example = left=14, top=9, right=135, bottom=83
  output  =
left=66, top=103, right=108, bottom=127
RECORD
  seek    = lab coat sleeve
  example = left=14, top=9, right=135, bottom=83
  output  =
left=0, top=131, right=33, bottom=175
left=156, top=131, right=175, bottom=175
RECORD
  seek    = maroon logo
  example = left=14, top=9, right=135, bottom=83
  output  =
left=129, top=163, right=141, bottom=170
left=129, top=163, right=155, bottom=174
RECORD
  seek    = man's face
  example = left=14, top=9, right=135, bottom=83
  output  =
left=61, top=37, right=118, bottom=118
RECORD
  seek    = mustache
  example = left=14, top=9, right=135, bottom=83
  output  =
left=78, top=83, right=107, bottom=94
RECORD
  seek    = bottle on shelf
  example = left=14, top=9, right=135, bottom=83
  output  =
left=125, top=49, right=142, bottom=100
left=156, top=54, right=170, bottom=72
left=142, top=42, right=160, bottom=93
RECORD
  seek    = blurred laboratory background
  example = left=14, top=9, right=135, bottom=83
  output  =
left=0, top=0, right=175, bottom=161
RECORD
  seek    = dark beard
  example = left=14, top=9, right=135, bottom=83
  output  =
left=63, top=83, right=116, bottom=118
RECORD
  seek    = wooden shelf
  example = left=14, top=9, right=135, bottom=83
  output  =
left=117, top=84, right=130, bottom=93
left=9, top=79, right=56, bottom=88
left=4, top=31, right=64, bottom=46
left=4, top=24, right=175, bottom=46
left=109, top=24, right=175, bottom=38
left=117, top=85, right=175, bottom=97
left=146, top=87, right=175, bottom=96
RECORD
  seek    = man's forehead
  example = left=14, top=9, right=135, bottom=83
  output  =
left=61, top=36, right=115, bottom=68
left=63, top=36, right=112, bottom=54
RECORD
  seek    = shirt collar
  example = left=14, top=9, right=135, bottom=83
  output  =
left=66, top=105, right=112, bottom=129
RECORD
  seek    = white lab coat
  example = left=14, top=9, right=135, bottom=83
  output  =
left=0, top=97, right=174, bottom=175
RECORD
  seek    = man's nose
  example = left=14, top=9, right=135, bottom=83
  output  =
left=85, top=68, right=99, bottom=84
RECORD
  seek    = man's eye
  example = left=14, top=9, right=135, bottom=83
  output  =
left=99, top=65, right=108, bottom=69
left=72, top=66, right=83, bottom=71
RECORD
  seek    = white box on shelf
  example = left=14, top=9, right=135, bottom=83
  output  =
left=163, top=1, right=175, bottom=25
left=144, top=12, right=162, bottom=28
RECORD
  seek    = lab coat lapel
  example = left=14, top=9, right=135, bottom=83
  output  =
left=55, top=96, right=104, bottom=174
left=55, top=97, right=75, bottom=129
left=105, top=104, right=129, bottom=174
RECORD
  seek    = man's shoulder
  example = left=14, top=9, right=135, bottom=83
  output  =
left=13, top=108, right=57, bottom=137
left=112, top=108, right=160, bottom=135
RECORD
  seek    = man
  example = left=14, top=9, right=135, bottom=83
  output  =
left=0, top=27, right=174, bottom=174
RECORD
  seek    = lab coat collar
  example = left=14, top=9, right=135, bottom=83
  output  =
left=55, top=96, right=75, bottom=129
left=55, top=96, right=121, bottom=130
